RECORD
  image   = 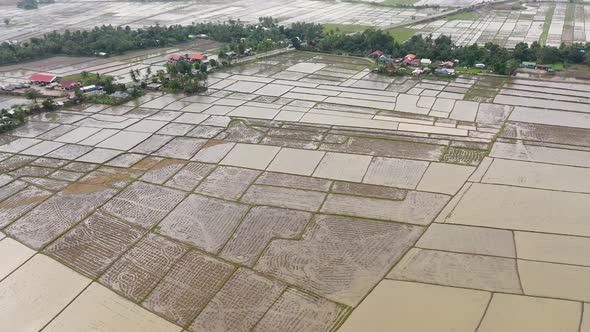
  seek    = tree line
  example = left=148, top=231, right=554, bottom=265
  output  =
left=0, top=17, right=588, bottom=75
left=308, top=29, right=589, bottom=74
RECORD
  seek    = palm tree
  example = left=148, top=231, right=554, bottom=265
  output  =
left=24, top=88, right=42, bottom=104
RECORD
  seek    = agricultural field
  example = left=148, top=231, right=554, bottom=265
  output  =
left=2, top=0, right=586, bottom=48
left=409, top=2, right=590, bottom=47
left=388, top=27, right=418, bottom=41
left=0, top=0, right=445, bottom=43
left=1, top=50, right=590, bottom=331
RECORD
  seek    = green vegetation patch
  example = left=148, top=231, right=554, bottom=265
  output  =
left=455, top=67, right=485, bottom=75
left=387, top=27, right=417, bottom=42
left=323, top=24, right=372, bottom=35
left=85, top=94, right=131, bottom=105
left=561, top=2, right=576, bottom=43
left=440, top=147, right=486, bottom=166
left=464, top=86, right=499, bottom=102
left=62, top=72, right=113, bottom=86
left=62, top=73, right=91, bottom=81
left=540, top=3, right=555, bottom=46
left=464, top=75, right=506, bottom=102
left=546, top=63, right=565, bottom=70
left=447, top=11, right=481, bottom=21
left=564, top=2, right=576, bottom=26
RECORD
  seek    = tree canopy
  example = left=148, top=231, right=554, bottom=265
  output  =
left=0, top=18, right=322, bottom=65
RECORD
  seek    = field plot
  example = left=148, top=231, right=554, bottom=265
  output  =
left=410, top=3, right=590, bottom=47
left=0, top=0, right=444, bottom=43
left=1, top=51, right=590, bottom=331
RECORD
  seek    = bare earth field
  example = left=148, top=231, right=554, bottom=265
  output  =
left=1, top=51, right=590, bottom=331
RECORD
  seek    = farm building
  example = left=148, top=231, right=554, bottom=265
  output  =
left=29, top=74, right=57, bottom=85
left=404, top=58, right=421, bottom=67
left=59, top=79, right=78, bottom=91
left=80, top=85, right=100, bottom=93
left=370, top=50, right=384, bottom=58
left=168, top=54, right=185, bottom=63
left=188, top=54, right=208, bottom=63
left=440, top=61, right=455, bottom=68
left=536, top=64, right=554, bottom=72
left=521, top=61, right=537, bottom=69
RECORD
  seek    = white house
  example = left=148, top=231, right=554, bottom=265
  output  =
left=420, top=58, right=432, bottom=66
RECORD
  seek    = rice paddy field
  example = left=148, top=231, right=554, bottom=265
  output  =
left=1, top=49, right=590, bottom=331
left=2, top=0, right=586, bottom=48
left=2, top=0, right=590, bottom=331
left=410, top=2, right=590, bottom=47
left=0, top=0, right=444, bottom=43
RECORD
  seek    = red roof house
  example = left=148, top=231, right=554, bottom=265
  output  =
left=168, top=54, right=185, bottom=62
left=440, top=61, right=455, bottom=68
left=59, top=79, right=78, bottom=90
left=29, top=73, right=57, bottom=84
left=370, top=50, right=384, bottom=57
left=404, top=54, right=416, bottom=60
left=403, top=58, right=421, bottom=67
left=188, top=53, right=208, bottom=62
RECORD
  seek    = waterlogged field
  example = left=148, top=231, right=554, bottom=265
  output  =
left=1, top=50, right=590, bottom=331
left=409, top=2, right=590, bottom=47
left=0, top=0, right=445, bottom=42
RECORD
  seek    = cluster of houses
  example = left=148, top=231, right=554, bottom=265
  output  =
left=370, top=51, right=459, bottom=76
left=167, top=47, right=255, bottom=66
left=0, top=72, right=99, bottom=99
left=369, top=51, right=495, bottom=75
left=26, top=73, right=85, bottom=92
left=0, top=73, right=115, bottom=99
left=3, top=51, right=216, bottom=98
left=28, top=74, right=83, bottom=91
